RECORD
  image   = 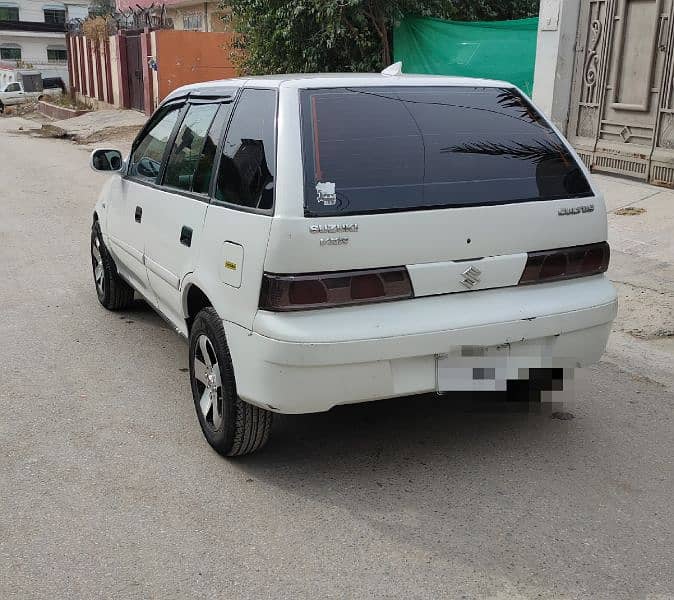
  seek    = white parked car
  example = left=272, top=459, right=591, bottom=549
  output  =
left=0, top=80, right=61, bottom=112
left=90, top=70, right=617, bottom=456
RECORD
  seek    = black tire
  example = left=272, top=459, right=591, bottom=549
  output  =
left=189, top=307, right=272, bottom=457
left=0, top=101, right=4, bottom=114
left=91, top=221, right=135, bottom=310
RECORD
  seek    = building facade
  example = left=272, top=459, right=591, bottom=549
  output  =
left=115, top=0, right=229, bottom=33
left=0, top=0, right=89, bottom=85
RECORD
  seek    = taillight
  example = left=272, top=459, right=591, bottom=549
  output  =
left=259, top=267, right=414, bottom=311
left=519, top=242, right=610, bottom=285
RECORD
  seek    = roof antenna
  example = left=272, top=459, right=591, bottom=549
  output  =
left=381, top=61, right=403, bottom=76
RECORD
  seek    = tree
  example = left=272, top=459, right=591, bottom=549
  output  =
left=223, top=0, right=538, bottom=75
left=450, top=0, right=538, bottom=21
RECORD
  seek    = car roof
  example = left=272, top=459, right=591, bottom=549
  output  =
left=164, top=73, right=514, bottom=102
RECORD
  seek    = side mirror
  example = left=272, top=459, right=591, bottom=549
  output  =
left=90, top=148, right=124, bottom=173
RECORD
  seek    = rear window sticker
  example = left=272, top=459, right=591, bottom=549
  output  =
left=316, top=181, right=337, bottom=206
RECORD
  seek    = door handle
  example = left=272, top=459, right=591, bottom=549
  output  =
left=180, top=226, right=193, bottom=247
left=135, top=206, right=142, bottom=223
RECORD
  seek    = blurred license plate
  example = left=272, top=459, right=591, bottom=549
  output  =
left=436, top=344, right=511, bottom=392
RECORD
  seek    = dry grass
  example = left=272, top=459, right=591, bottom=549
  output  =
left=45, top=95, right=94, bottom=111
left=614, top=206, right=646, bottom=216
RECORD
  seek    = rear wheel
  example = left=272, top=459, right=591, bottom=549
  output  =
left=91, top=221, right=135, bottom=310
left=189, top=307, right=272, bottom=457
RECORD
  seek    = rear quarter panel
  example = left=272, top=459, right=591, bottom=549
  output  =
left=189, top=206, right=273, bottom=331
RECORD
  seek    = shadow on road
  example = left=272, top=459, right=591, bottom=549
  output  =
left=117, top=297, right=171, bottom=329
left=236, top=390, right=569, bottom=472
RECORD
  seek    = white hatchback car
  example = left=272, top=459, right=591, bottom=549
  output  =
left=90, top=71, right=617, bottom=456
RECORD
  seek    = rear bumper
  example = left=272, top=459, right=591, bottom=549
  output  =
left=224, top=276, right=618, bottom=414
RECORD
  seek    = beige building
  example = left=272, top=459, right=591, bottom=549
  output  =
left=115, top=0, right=229, bottom=33
left=166, top=0, right=229, bottom=32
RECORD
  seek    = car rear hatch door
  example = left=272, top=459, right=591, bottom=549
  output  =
left=264, top=84, right=605, bottom=297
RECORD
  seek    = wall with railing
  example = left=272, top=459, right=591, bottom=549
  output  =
left=66, top=32, right=118, bottom=107
left=66, top=25, right=236, bottom=115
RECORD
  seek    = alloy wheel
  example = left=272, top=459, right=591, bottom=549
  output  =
left=193, top=335, right=224, bottom=430
left=91, top=235, right=105, bottom=298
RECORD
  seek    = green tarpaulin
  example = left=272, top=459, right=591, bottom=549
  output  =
left=393, top=16, right=539, bottom=96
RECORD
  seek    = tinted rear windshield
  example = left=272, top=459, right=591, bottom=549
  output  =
left=300, top=86, right=592, bottom=216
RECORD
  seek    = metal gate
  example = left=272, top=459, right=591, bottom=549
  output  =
left=124, top=33, right=144, bottom=113
left=567, top=0, right=674, bottom=185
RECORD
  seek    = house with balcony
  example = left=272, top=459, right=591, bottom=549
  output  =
left=0, top=0, right=89, bottom=86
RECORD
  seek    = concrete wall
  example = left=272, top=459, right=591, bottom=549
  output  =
left=109, top=34, right=120, bottom=106
left=153, top=29, right=235, bottom=101
left=167, top=2, right=230, bottom=32
left=89, top=39, right=98, bottom=98
left=99, top=40, right=110, bottom=103
left=82, top=37, right=91, bottom=96
left=532, top=0, right=581, bottom=131
left=69, top=33, right=119, bottom=108
left=207, top=4, right=228, bottom=32
left=37, top=98, right=90, bottom=118
left=65, top=1, right=88, bottom=20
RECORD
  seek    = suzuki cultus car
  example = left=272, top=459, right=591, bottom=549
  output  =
left=89, top=68, right=617, bottom=456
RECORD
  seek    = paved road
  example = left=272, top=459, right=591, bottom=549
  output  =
left=1, top=119, right=672, bottom=600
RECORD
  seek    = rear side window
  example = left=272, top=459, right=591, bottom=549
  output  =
left=214, top=88, right=277, bottom=210
left=192, top=102, right=234, bottom=194
left=163, top=103, right=219, bottom=192
left=301, top=86, right=592, bottom=216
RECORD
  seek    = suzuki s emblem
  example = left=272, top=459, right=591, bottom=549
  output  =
left=460, top=266, right=482, bottom=289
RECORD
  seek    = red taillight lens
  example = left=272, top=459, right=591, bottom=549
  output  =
left=259, top=267, right=414, bottom=311
left=351, top=273, right=385, bottom=299
left=289, top=280, right=327, bottom=305
left=519, top=242, right=610, bottom=285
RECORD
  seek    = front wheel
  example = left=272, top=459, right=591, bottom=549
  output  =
left=91, top=221, right=135, bottom=310
left=189, top=307, right=272, bottom=456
